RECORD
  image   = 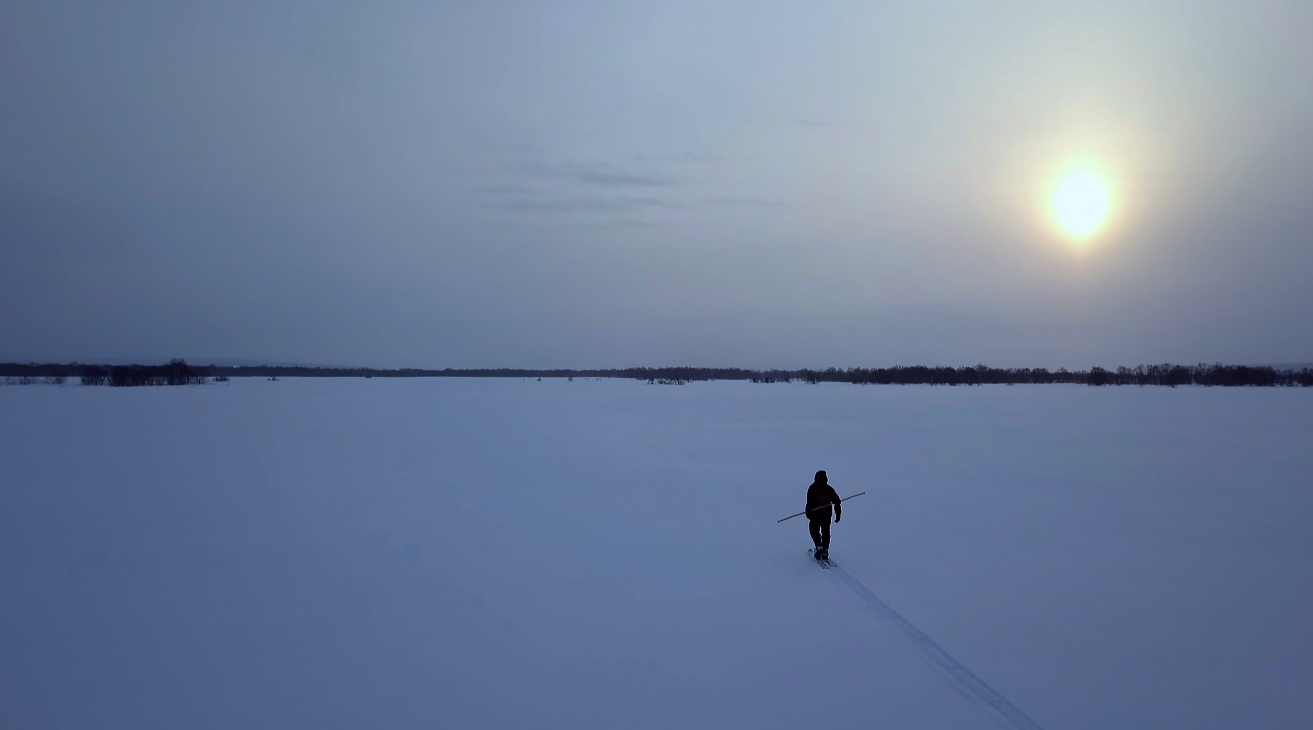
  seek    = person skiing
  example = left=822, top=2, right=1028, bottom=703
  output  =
left=806, top=470, right=842, bottom=560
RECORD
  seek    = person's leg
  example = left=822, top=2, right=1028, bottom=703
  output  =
left=820, top=518, right=831, bottom=551
left=809, top=518, right=822, bottom=549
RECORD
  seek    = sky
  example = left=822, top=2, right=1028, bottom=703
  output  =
left=2, top=0, right=1311, bottom=369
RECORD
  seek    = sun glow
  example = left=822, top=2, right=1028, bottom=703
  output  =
left=1051, top=170, right=1111, bottom=240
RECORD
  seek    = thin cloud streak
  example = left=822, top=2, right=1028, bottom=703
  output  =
left=515, top=161, right=683, bottom=189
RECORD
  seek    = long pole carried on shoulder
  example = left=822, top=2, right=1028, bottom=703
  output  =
left=777, top=492, right=866, bottom=523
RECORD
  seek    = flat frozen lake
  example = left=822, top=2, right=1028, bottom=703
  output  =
left=2, top=378, right=1311, bottom=729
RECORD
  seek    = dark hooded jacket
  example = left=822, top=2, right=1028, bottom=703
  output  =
left=806, top=481, right=842, bottom=521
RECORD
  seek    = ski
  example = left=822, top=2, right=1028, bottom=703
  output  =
left=807, top=549, right=834, bottom=569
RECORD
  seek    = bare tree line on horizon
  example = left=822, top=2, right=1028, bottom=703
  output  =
left=2, top=360, right=1312, bottom=388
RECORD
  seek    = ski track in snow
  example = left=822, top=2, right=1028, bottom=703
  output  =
left=828, top=565, right=1046, bottom=730
left=708, top=454, right=1043, bottom=728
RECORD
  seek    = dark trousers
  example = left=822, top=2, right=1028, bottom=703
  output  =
left=809, top=516, right=831, bottom=550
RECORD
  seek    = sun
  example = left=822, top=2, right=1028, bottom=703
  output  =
left=1051, top=170, right=1111, bottom=240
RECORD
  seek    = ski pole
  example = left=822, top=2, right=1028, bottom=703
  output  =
left=776, top=492, right=866, bottom=523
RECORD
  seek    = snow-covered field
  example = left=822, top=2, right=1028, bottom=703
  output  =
left=2, top=378, right=1310, bottom=729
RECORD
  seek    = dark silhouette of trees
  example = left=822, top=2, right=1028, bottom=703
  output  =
left=748, top=363, right=1313, bottom=387
left=1088, top=366, right=1112, bottom=386
left=67, top=360, right=207, bottom=387
left=108, top=365, right=155, bottom=387
left=3, top=360, right=1311, bottom=388
left=161, top=359, right=206, bottom=385
left=80, top=366, right=108, bottom=386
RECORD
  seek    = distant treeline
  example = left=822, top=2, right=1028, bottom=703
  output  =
left=781, top=364, right=1313, bottom=387
left=81, top=359, right=208, bottom=386
left=2, top=359, right=207, bottom=386
left=2, top=361, right=1311, bottom=387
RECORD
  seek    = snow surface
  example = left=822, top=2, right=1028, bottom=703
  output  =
left=2, top=378, right=1311, bottom=729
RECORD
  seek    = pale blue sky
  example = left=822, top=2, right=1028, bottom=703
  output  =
left=3, top=1, right=1310, bottom=368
